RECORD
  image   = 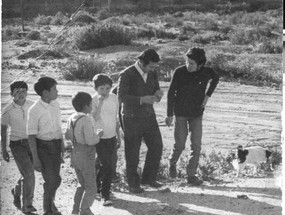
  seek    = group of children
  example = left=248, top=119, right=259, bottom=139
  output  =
left=1, top=74, right=120, bottom=215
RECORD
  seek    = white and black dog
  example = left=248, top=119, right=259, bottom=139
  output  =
left=232, top=145, right=272, bottom=177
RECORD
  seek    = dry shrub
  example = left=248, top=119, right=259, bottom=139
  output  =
left=34, top=15, right=52, bottom=25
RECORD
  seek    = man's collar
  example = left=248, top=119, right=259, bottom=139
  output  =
left=135, top=61, right=145, bottom=76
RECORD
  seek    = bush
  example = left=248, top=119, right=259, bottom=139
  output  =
left=73, top=24, right=133, bottom=50
left=136, top=27, right=155, bottom=39
left=74, top=12, right=97, bottom=24
left=208, top=52, right=282, bottom=87
left=26, top=31, right=41, bottom=40
left=2, top=26, right=21, bottom=41
left=229, top=27, right=273, bottom=45
left=34, top=15, right=52, bottom=25
left=50, top=12, right=69, bottom=25
left=255, top=39, right=282, bottom=54
left=97, top=8, right=111, bottom=20
left=241, top=12, right=268, bottom=26
left=192, top=32, right=227, bottom=44
left=62, top=57, right=106, bottom=81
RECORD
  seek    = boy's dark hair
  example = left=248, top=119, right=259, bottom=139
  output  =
left=34, top=77, right=57, bottom=96
left=186, top=47, right=206, bottom=67
left=92, top=74, right=112, bottom=89
left=72, top=92, right=92, bottom=112
left=10, top=81, right=28, bottom=92
left=137, top=49, right=160, bottom=65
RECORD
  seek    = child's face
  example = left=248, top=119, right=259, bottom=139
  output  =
left=11, top=88, right=27, bottom=102
left=85, top=103, right=92, bottom=114
left=96, top=84, right=111, bottom=97
left=142, top=61, right=159, bottom=73
left=186, top=58, right=198, bottom=72
left=46, top=84, right=58, bottom=101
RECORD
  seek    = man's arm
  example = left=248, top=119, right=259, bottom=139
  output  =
left=1, top=125, right=10, bottom=162
left=28, top=135, right=42, bottom=172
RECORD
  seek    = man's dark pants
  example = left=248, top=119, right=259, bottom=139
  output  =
left=123, top=114, right=163, bottom=188
left=10, top=139, right=35, bottom=208
left=36, top=139, right=62, bottom=213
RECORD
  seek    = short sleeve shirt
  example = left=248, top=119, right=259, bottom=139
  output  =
left=92, top=93, right=119, bottom=139
left=27, top=99, right=62, bottom=140
left=1, top=99, right=34, bottom=141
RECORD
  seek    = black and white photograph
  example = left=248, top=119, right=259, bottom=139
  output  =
left=1, top=0, right=283, bottom=214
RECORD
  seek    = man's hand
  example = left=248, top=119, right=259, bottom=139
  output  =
left=2, top=149, right=10, bottom=162
left=141, top=95, right=159, bottom=104
left=33, top=158, right=42, bottom=172
left=116, top=138, right=121, bottom=149
left=165, top=116, right=173, bottom=127
left=97, top=129, right=104, bottom=138
left=201, top=95, right=209, bottom=108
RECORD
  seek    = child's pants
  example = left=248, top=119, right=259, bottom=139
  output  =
left=71, top=145, right=97, bottom=213
left=36, top=139, right=62, bottom=214
left=96, top=137, right=116, bottom=200
left=10, top=139, right=35, bottom=208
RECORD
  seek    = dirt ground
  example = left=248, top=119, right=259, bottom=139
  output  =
left=1, top=25, right=283, bottom=215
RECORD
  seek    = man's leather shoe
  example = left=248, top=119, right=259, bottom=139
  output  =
left=129, top=187, right=145, bottom=193
left=141, top=181, right=163, bottom=188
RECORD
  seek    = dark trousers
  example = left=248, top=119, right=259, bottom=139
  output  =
left=169, top=116, right=203, bottom=177
left=36, top=139, right=62, bottom=213
left=10, top=140, right=35, bottom=207
left=123, top=114, right=163, bottom=188
left=96, top=137, right=116, bottom=200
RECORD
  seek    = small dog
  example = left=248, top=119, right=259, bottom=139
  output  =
left=232, top=145, right=272, bottom=177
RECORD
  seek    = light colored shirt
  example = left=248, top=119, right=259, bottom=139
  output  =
left=92, top=93, right=119, bottom=139
left=27, top=99, right=62, bottom=140
left=135, top=61, right=148, bottom=83
left=1, top=99, right=34, bottom=141
left=65, top=112, right=99, bottom=146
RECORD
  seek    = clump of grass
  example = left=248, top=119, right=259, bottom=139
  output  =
left=208, top=52, right=282, bottom=87
left=192, top=32, right=227, bottom=44
left=2, top=26, right=22, bottom=41
left=62, top=57, right=106, bottom=81
left=72, top=24, right=133, bottom=50
left=26, top=30, right=41, bottom=40
left=34, top=15, right=52, bottom=25
left=97, top=8, right=111, bottom=20
left=75, top=11, right=97, bottom=24
left=50, top=11, right=69, bottom=25
left=254, top=39, right=282, bottom=54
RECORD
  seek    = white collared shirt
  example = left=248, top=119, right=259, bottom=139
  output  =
left=1, top=99, right=34, bottom=141
left=135, top=61, right=148, bottom=83
left=92, top=93, right=119, bottom=139
left=27, top=99, right=62, bottom=140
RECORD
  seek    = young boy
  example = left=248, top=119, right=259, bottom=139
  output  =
left=65, top=92, right=103, bottom=215
left=1, top=81, right=36, bottom=213
left=27, top=76, right=64, bottom=215
left=92, top=74, right=121, bottom=206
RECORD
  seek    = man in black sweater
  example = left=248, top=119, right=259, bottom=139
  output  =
left=118, top=49, right=164, bottom=193
left=165, top=47, right=219, bottom=185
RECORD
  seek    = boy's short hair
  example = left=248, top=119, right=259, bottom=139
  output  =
left=34, top=77, right=57, bottom=96
left=92, top=74, right=112, bottom=89
left=72, top=92, right=92, bottom=112
left=10, top=81, right=28, bottom=92
left=186, top=47, right=206, bottom=67
left=137, top=49, right=160, bottom=65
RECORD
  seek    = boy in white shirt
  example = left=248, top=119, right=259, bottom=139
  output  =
left=27, top=77, right=64, bottom=215
left=1, top=81, right=36, bottom=213
left=65, top=92, right=103, bottom=215
left=92, top=74, right=121, bottom=206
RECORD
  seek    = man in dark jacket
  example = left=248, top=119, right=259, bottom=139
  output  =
left=165, top=47, right=219, bottom=185
left=118, top=49, right=163, bottom=193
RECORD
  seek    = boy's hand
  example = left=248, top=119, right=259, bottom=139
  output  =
left=2, top=149, right=10, bottom=162
left=141, top=95, right=159, bottom=104
left=165, top=116, right=173, bottom=127
left=154, top=90, right=164, bottom=102
left=97, top=129, right=104, bottom=137
left=33, top=158, right=42, bottom=172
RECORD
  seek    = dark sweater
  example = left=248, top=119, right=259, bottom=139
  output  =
left=167, top=65, right=219, bottom=118
left=118, top=65, right=160, bottom=118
